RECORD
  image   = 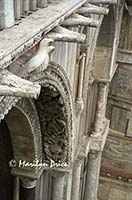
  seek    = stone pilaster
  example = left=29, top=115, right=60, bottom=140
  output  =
left=84, top=150, right=102, bottom=200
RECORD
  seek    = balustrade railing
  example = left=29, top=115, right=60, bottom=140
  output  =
left=0, top=0, right=48, bottom=29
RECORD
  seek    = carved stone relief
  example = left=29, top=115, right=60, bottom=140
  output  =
left=35, top=62, right=74, bottom=166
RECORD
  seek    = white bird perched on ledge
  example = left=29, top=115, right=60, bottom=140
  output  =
left=18, top=38, right=55, bottom=78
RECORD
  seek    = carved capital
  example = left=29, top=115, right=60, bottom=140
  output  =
left=48, top=170, right=66, bottom=179
left=20, top=177, right=37, bottom=189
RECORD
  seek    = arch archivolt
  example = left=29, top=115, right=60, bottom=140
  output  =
left=35, top=62, right=74, bottom=166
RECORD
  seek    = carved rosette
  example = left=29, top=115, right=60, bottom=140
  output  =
left=35, top=62, right=74, bottom=166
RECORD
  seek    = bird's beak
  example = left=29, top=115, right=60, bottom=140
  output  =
left=47, top=46, right=55, bottom=54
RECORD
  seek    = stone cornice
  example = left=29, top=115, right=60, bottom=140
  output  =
left=0, top=0, right=88, bottom=69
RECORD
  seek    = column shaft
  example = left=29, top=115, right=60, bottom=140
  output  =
left=13, top=177, right=20, bottom=200
left=93, top=83, right=107, bottom=135
left=66, top=170, right=73, bottom=200
left=0, top=0, right=14, bottom=28
left=20, top=186, right=35, bottom=200
left=84, top=151, right=102, bottom=200
left=51, top=175, right=65, bottom=200
left=37, top=0, right=48, bottom=8
left=20, top=178, right=36, bottom=200
left=71, top=163, right=82, bottom=200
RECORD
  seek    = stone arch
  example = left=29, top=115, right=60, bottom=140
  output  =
left=35, top=62, right=74, bottom=167
left=5, top=98, right=42, bottom=176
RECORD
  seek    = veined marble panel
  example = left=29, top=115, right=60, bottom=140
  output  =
left=101, top=133, right=132, bottom=178
left=109, top=64, right=132, bottom=101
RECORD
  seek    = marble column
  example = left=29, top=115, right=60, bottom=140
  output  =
left=84, top=150, right=102, bottom=200
left=20, top=177, right=37, bottom=200
left=37, top=0, right=48, bottom=8
left=92, top=83, right=107, bottom=137
left=0, top=0, right=14, bottom=28
left=66, top=170, right=73, bottom=200
left=13, top=176, right=20, bottom=200
left=50, top=171, right=66, bottom=200
left=71, top=161, right=82, bottom=200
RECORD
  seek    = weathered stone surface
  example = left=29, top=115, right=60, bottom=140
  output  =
left=101, top=132, right=132, bottom=179
left=98, top=177, right=132, bottom=200
left=109, top=64, right=132, bottom=101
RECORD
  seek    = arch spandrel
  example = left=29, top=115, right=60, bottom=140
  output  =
left=35, top=62, right=75, bottom=168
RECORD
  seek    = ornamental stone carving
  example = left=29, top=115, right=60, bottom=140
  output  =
left=35, top=62, right=74, bottom=166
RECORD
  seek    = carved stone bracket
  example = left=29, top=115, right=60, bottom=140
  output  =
left=63, top=14, right=99, bottom=27
left=35, top=62, right=74, bottom=168
left=0, top=69, right=41, bottom=98
left=78, top=4, right=109, bottom=15
left=88, top=0, right=117, bottom=5
left=46, top=26, right=85, bottom=43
